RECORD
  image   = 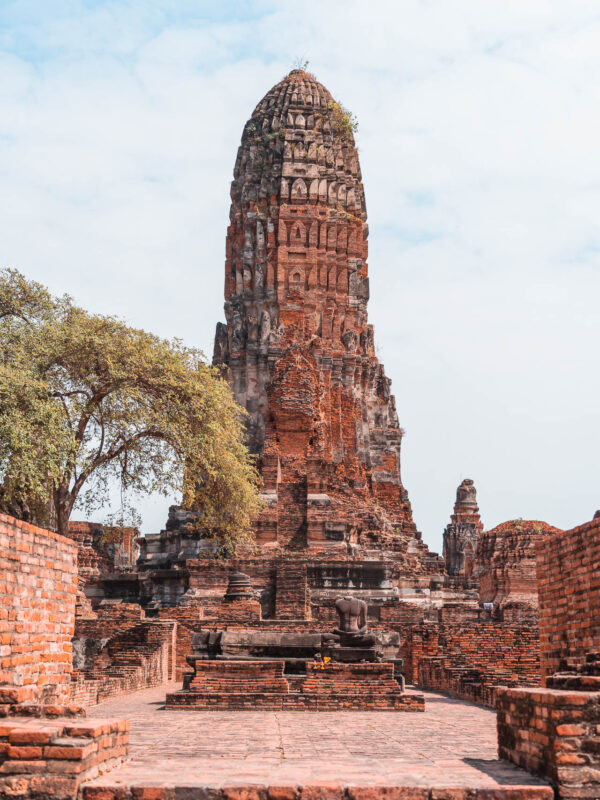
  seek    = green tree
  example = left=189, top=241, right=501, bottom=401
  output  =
left=0, top=269, right=262, bottom=552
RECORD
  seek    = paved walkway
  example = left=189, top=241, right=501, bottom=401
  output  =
left=85, top=684, right=551, bottom=794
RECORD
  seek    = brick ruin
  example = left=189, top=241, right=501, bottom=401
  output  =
left=0, top=68, right=596, bottom=798
left=74, top=73, right=559, bottom=711
left=475, top=520, right=562, bottom=622
left=497, top=516, right=600, bottom=800
left=443, top=478, right=483, bottom=577
left=0, top=514, right=130, bottom=798
left=213, top=69, right=432, bottom=559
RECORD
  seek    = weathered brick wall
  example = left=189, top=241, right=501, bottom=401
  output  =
left=496, top=517, right=600, bottom=799
left=412, top=619, right=540, bottom=705
left=0, top=716, right=129, bottom=799
left=476, top=520, right=560, bottom=621
left=74, top=603, right=146, bottom=641
left=536, top=517, right=600, bottom=681
left=497, top=687, right=600, bottom=799
left=71, top=620, right=176, bottom=706
left=275, top=561, right=309, bottom=619
left=0, top=513, right=78, bottom=705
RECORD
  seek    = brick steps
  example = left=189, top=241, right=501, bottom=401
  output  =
left=82, top=782, right=553, bottom=800
left=70, top=621, right=175, bottom=706
left=168, top=660, right=425, bottom=711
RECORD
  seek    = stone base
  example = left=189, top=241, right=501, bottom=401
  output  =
left=326, top=646, right=379, bottom=663
left=166, top=659, right=424, bottom=711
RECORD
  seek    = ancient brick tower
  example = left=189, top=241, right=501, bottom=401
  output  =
left=213, top=70, right=435, bottom=567
left=442, top=479, right=484, bottom=576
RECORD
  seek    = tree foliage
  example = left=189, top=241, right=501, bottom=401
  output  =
left=0, top=269, right=262, bottom=551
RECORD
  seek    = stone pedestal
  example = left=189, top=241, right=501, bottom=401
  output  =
left=169, top=660, right=289, bottom=710
left=297, top=662, right=423, bottom=711
left=324, top=646, right=379, bottom=663
left=166, top=659, right=424, bottom=712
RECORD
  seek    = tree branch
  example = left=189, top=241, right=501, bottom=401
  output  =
left=69, top=428, right=167, bottom=501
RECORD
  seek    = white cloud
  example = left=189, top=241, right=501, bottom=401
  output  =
left=0, top=0, right=598, bottom=551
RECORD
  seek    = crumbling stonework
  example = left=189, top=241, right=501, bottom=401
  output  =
left=0, top=716, right=129, bottom=799
left=414, top=617, right=540, bottom=706
left=212, top=69, right=439, bottom=566
left=443, top=479, right=483, bottom=576
left=66, top=521, right=138, bottom=613
left=476, top=520, right=561, bottom=621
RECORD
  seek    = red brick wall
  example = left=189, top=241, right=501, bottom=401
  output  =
left=71, top=620, right=176, bottom=705
left=0, top=715, right=128, bottom=798
left=497, top=686, right=600, bottom=799
left=0, top=513, right=77, bottom=705
left=476, top=520, right=560, bottom=619
left=276, top=561, right=309, bottom=619
left=412, top=620, right=540, bottom=705
left=536, top=517, right=600, bottom=682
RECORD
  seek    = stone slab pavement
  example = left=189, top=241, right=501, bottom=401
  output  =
left=84, top=684, right=551, bottom=796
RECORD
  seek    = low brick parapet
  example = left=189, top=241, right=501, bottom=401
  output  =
left=497, top=686, right=600, bottom=799
left=0, top=715, right=129, bottom=798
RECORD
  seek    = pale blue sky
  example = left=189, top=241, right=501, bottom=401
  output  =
left=1, top=0, right=599, bottom=552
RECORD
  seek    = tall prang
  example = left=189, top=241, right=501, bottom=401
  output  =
left=213, top=70, right=437, bottom=569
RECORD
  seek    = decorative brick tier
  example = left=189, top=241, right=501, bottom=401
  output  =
left=168, top=660, right=290, bottom=711
left=497, top=686, right=600, bottom=800
left=166, top=660, right=424, bottom=711
left=0, top=715, right=129, bottom=799
left=297, top=662, right=424, bottom=711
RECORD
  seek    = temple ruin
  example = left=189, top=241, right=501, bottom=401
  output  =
left=0, top=69, right=598, bottom=800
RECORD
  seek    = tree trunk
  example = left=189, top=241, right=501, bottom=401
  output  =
left=54, top=485, right=73, bottom=537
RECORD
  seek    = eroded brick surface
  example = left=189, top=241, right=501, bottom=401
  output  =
left=0, top=715, right=129, bottom=798
left=536, top=517, right=600, bottom=680
left=476, top=521, right=561, bottom=623
left=0, top=513, right=78, bottom=707
left=497, top=515, right=600, bottom=799
left=212, top=68, right=440, bottom=565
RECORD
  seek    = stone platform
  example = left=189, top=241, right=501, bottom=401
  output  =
left=84, top=684, right=552, bottom=798
left=166, top=660, right=423, bottom=711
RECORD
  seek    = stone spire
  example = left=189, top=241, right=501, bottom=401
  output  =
left=213, top=70, right=436, bottom=566
left=443, top=479, right=484, bottom=576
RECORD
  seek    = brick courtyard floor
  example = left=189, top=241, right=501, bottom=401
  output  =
left=84, top=684, right=551, bottom=797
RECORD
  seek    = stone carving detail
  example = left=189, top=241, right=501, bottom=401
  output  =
left=443, top=479, right=484, bottom=577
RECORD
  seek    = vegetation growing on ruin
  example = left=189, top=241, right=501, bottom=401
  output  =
left=327, top=101, right=359, bottom=140
left=0, top=269, right=262, bottom=551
